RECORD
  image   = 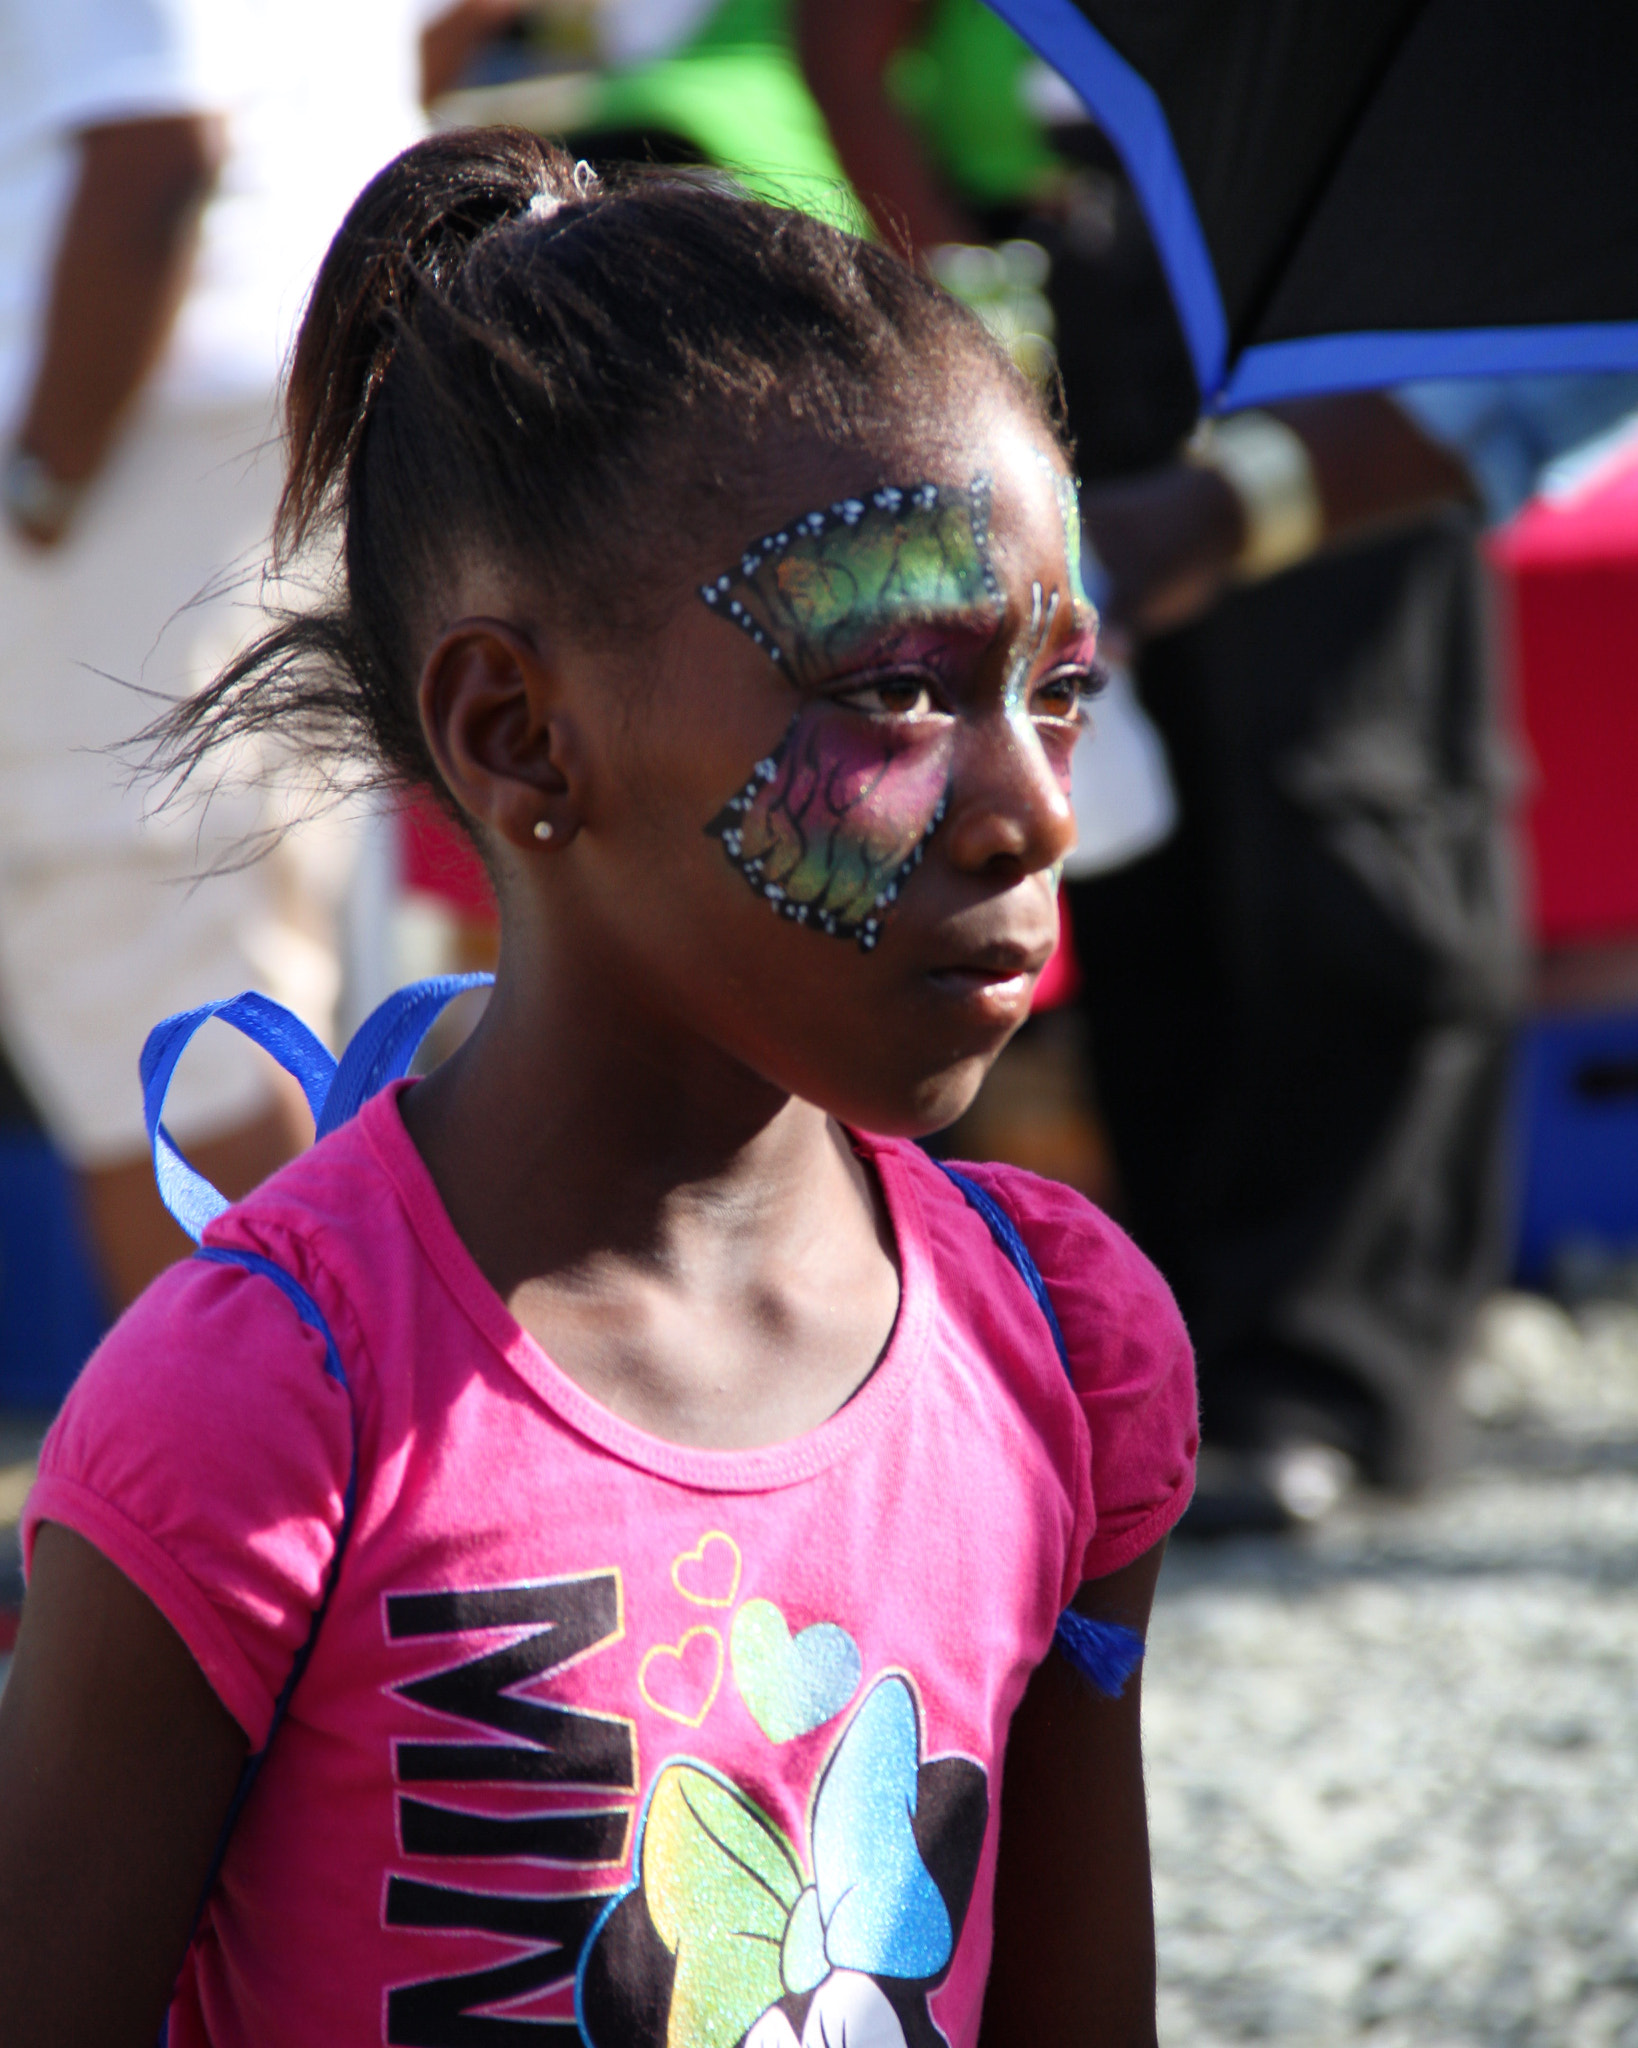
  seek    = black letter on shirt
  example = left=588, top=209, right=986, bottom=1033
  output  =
left=385, top=1879, right=610, bottom=2044
left=389, top=1574, right=634, bottom=1790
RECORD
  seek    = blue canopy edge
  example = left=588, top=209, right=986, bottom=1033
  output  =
left=1223, top=323, right=1638, bottom=409
left=985, top=0, right=1228, bottom=399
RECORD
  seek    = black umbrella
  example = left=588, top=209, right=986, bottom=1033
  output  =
left=984, top=0, right=1638, bottom=408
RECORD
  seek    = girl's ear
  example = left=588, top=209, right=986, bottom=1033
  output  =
left=418, top=619, right=581, bottom=852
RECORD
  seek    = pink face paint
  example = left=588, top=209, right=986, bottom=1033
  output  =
left=698, top=466, right=1094, bottom=948
left=705, top=700, right=957, bottom=950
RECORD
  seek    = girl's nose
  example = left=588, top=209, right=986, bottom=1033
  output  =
left=939, top=712, right=1077, bottom=876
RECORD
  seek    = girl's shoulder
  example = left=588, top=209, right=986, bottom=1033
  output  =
left=21, top=1089, right=428, bottom=1744
left=872, top=1137, right=1191, bottom=1377
left=870, top=1138, right=1199, bottom=1575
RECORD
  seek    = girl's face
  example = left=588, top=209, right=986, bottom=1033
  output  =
left=504, top=401, right=1093, bottom=1135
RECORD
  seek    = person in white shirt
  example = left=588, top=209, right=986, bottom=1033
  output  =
left=0, top=0, right=464, bottom=1307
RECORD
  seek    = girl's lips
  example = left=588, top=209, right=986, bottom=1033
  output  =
left=926, top=966, right=1032, bottom=996
left=923, top=949, right=1047, bottom=1012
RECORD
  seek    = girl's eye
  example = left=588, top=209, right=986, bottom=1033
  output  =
left=1032, top=664, right=1105, bottom=721
left=833, top=672, right=939, bottom=718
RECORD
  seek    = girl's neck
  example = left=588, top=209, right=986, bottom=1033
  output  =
left=397, top=969, right=902, bottom=1451
left=403, top=968, right=834, bottom=1279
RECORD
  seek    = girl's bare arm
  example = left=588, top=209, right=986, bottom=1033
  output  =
left=0, top=1522, right=246, bottom=2047
left=980, top=1539, right=1168, bottom=2048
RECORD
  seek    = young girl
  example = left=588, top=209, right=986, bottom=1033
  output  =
left=0, top=131, right=1195, bottom=2047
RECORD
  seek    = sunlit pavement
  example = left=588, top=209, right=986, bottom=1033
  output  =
left=1149, top=1299, right=1638, bottom=2047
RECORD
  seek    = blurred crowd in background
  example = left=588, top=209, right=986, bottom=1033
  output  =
left=5, top=0, right=1638, bottom=1542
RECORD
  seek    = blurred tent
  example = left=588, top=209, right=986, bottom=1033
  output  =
left=981, top=0, right=1638, bottom=408
left=1490, top=426, right=1638, bottom=948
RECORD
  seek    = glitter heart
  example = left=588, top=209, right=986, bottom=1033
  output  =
left=731, top=1599, right=861, bottom=1743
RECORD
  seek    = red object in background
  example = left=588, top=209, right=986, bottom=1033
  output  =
left=1030, top=895, right=1081, bottom=1013
left=1489, top=443, right=1638, bottom=946
left=400, top=797, right=496, bottom=923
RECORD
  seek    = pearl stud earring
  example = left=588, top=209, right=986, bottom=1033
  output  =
left=533, top=819, right=554, bottom=842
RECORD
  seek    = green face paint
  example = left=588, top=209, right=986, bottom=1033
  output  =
left=1052, top=466, right=1092, bottom=614
left=1002, top=461, right=1099, bottom=798
left=698, top=479, right=1002, bottom=687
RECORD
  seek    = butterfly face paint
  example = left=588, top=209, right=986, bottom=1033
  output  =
left=700, top=480, right=1001, bottom=688
left=699, top=482, right=1001, bottom=951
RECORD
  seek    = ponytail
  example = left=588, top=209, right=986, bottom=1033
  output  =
left=278, top=128, right=575, bottom=559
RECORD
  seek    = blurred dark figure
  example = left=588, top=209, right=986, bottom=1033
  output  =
left=802, top=0, right=1551, bottom=1519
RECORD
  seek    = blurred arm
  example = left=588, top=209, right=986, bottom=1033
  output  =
left=980, top=1540, right=1167, bottom=2048
left=10, top=116, right=221, bottom=545
left=1083, top=392, right=1476, bottom=638
left=795, top=0, right=976, bottom=250
left=0, top=1522, right=246, bottom=2047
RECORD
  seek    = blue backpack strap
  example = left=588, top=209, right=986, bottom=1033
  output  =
left=141, top=993, right=337, bottom=1242
left=142, top=973, right=494, bottom=2041
left=316, top=972, right=493, bottom=1139
left=140, top=974, right=497, bottom=1238
left=935, top=1160, right=1145, bottom=1700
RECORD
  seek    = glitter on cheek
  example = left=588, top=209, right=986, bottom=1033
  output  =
left=705, top=701, right=956, bottom=951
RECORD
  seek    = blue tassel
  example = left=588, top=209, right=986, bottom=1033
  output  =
left=1053, top=1610, right=1145, bottom=1697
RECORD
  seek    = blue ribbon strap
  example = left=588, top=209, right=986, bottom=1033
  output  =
left=316, top=973, right=493, bottom=1138
left=139, top=974, right=497, bottom=1242
left=140, top=993, right=337, bottom=1243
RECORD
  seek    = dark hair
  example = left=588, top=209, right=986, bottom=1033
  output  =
left=145, top=128, right=1042, bottom=817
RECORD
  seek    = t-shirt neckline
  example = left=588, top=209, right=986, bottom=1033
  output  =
left=360, top=1084, right=933, bottom=1492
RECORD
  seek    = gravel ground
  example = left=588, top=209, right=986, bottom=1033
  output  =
left=2, top=1297, right=1635, bottom=2043
left=1148, top=1296, right=1638, bottom=2047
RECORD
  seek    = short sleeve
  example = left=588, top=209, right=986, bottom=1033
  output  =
left=953, top=1162, right=1198, bottom=1581
left=26, top=0, right=211, bottom=135
left=22, top=1253, right=353, bottom=1747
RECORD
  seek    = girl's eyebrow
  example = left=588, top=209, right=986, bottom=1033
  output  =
left=792, top=608, right=1003, bottom=687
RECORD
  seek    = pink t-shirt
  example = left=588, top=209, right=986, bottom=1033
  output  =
left=25, top=1085, right=1195, bottom=2048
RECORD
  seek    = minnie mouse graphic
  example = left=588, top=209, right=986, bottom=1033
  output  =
left=577, top=1676, right=990, bottom=2048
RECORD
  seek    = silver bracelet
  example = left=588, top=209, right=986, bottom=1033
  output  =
left=1187, top=411, right=1324, bottom=580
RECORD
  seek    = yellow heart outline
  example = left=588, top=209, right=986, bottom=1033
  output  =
left=638, top=1626, right=725, bottom=1727
left=670, top=1530, right=742, bottom=1609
